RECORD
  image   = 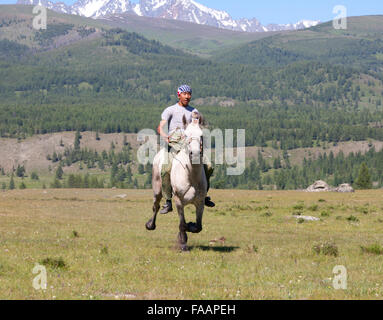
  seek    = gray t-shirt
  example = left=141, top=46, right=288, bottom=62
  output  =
left=161, top=103, right=198, bottom=133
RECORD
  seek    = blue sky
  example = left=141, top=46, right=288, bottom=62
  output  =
left=1, top=0, right=382, bottom=24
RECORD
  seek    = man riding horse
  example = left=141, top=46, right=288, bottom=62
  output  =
left=157, top=84, right=215, bottom=214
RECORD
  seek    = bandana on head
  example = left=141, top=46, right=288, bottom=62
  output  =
left=177, top=84, right=192, bottom=96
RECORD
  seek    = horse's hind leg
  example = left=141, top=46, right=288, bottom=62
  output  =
left=175, top=196, right=188, bottom=251
left=146, top=165, right=162, bottom=231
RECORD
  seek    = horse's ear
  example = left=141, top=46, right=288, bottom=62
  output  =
left=199, top=113, right=206, bottom=127
left=182, top=115, right=187, bottom=129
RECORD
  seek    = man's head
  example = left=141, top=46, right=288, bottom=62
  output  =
left=177, top=84, right=192, bottom=107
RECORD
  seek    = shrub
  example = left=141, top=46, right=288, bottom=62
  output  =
left=100, top=246, right=108, bottom=255
left=355, top=206, right=369, bottom=214
left=246, top=244, right=258, bottom=253
left=308, top=204, right=319, bottom=211
left=40, top=257, right=66, bottom=269
left=31, top=172, right=39, bottom=180
left=320, top=210, right=331, bottom=217
left=347, top=215, right=359, bottom=222
left=360, top=244, right=383, bottom=255
left=293, top=203, right=304, bottom=210
left=261, top=211, right=273, bottom=217
left=313, top=242, right=339, bottom=257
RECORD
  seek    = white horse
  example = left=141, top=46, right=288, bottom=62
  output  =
left=145, top=115, right=207, bottom=251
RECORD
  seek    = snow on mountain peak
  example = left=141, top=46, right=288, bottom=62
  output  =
left=78, top=0, right=110, bottom=17
left=16, top=0, right=321, bottom=33
left=298, top=20, right=320, bottom=28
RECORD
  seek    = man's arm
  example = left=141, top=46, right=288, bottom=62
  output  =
left=158, top=119, right=169, bottom=142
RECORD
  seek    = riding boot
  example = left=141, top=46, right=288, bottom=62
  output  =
left=205, top=196, right=215, bottom=207
left=160, top=200, right=173, bottom=214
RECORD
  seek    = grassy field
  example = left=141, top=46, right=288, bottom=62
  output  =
left=0, top=188, right=383, bottom=300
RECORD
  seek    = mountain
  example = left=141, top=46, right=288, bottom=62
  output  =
left=216, top=15, right=383, bottom=73
left=0, top=4, right=276, bottom=56
left=1, top=5, right=383, bottom=167
left=98, top=12, right=278, bottom=56
left=16, top=0, right=320, bottom=32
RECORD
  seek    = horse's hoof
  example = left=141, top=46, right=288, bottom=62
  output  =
left=145, top=220, right=156, bottom=231
left=187, top=222, right=202, bottom=233
left=180, top=244, right=189, bottom=252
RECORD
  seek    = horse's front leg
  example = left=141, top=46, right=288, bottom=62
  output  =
left=175, top=196, right=188, bottom=251
left=145, top=193, right=161, bottom=231
left=187, top=201, right=204, bottom=233
left=145, top=165, right=162, bottom=231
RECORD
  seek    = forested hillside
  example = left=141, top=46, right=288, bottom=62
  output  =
left=216, top=16, right=383, bottom=72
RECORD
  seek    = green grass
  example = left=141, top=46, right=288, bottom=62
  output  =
left=360, top=244, right=383, bottom=255
left=1, top=189, right=383, bottom=299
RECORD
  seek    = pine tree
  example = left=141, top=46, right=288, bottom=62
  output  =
left=111, top=161, right=118, bottom=179
left=126, top=166, right=132, bottom=183
left=83, top=173, right=90, bottom=188
left=67, top=174, right=76, bottom=188
left=50, top=178, right=62, bottom=188
left=16, top=165, right=25, bottom=177
left=9, top=173, right=15, bottom=190
left=355, top=162, right=372, bottom=189
left=52, top=151, right=59, bottom=162
left=273, top=156, right=282, bottom=169
left=55, top=165, right=64, bottom=180
left=31, top=171, right=39, bottom=180
left=145, top=170, right=152, bottom=188
left=98, top=158, right=105, bottom=170
left=74, top=130, right=81, bottom=150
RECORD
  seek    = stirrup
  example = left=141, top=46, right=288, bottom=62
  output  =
left=160, top=200, right=173, bottom=214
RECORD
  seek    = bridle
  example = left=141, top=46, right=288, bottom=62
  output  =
left=185, top=135, right=203, bottom=160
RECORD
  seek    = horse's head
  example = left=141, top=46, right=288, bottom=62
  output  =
left=182, top=112, right=204, bottom=164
